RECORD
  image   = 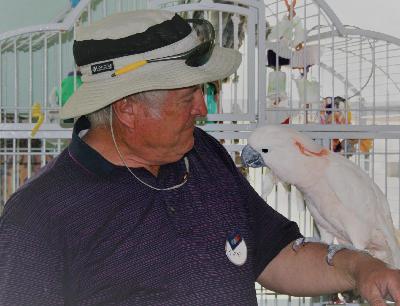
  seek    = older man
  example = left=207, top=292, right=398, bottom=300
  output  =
left=1, top=9, right=399, bottom=306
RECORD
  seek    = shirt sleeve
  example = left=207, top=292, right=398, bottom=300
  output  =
left=194, top=128, right=303, bottom=279
left=0, top=222, right=65, bottom=306
left=236, top=172, right=303, bottom=279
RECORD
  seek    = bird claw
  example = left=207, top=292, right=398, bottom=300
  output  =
left=292, top=237, right=321, bottom=252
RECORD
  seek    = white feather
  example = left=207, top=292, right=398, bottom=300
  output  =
left=261, top=171, right=275, bottom=199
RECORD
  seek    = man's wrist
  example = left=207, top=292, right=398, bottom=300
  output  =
left=326, top=244, right=357, bottom=266
left=332, top=247, right=386, bottom=286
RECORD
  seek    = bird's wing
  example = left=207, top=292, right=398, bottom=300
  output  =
left=324, top=154, right=377, bottom=217
left=323, top=154, right=394, bottom=250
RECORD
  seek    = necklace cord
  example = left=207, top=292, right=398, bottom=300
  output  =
left=109, top=105, right=189, bottom=191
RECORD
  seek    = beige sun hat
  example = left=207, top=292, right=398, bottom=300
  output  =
left=60, top=9, right=242, bottom=119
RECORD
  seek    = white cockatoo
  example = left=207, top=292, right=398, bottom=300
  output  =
left=241, top=125, right=400, bottom=268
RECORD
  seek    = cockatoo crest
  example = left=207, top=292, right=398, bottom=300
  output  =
left=293, top=140, right=329, bottom=157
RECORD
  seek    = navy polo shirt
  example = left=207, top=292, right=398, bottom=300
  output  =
left=0, top=117, right=301, bottom=305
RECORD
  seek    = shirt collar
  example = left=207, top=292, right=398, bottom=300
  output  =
left=68, top=116, right=199, bottom=178
left=68, top=116, right=115, bottom=176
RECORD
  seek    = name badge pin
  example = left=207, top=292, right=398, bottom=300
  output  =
left=225, top=229, right=247, bottom=266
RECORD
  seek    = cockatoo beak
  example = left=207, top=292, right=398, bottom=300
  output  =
left=241, top=145, right=267, bottom=168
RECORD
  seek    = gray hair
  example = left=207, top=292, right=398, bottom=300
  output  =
left=86, top=90, right=167, bottom=128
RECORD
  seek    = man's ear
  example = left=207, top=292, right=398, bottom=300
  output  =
left=112, top=98, right=137, bottom=129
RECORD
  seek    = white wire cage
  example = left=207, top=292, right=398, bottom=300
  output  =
left=1, top=0, right=400, bottom=304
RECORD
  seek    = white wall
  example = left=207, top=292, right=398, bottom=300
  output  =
left=2, top=1, right=399, bottom=40
left=0, top=0, right=68, bottom=34
left=325, top=0, right=400, bottom=39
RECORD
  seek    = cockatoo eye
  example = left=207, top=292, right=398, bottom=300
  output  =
left=262, top=149, right=269, bottom=153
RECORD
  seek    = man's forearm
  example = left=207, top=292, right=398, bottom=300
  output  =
left=257, top=241, right=374, bottom=296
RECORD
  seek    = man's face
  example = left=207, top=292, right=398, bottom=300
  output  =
left=132, top=85, right=207, bottom=164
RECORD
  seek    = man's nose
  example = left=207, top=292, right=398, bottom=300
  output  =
left=191, top=88, right=208, bottom=117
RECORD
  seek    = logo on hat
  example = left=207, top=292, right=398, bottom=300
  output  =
left=91, top=61, right=114, bottom=75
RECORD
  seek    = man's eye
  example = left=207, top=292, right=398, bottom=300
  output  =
left=262, top=149, right=269, bottom=153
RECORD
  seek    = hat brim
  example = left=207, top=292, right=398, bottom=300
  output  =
left=60, top=46, right=242, bottom=119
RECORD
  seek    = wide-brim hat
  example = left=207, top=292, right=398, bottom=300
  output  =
left=60, top=10, right=242, bottom=119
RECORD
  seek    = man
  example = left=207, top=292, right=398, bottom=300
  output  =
left=0, top=9, right=399, bottom=306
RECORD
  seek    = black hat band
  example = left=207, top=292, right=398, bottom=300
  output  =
left=73, top=14, right=191, bottom=66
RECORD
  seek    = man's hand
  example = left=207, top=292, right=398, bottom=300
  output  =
left=352, top=255, right=400, bottom=306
